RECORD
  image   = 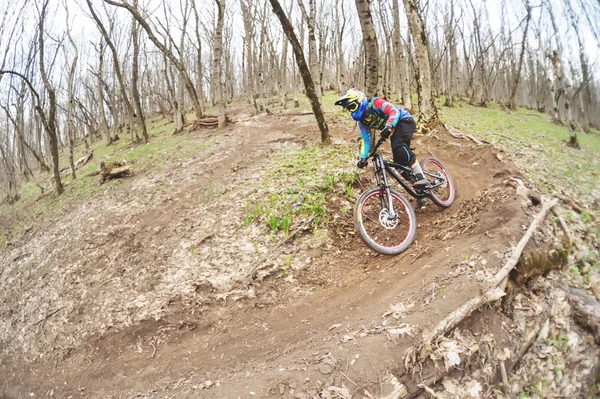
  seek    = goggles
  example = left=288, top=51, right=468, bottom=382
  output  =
left=345, top=102, right=359, bottom=112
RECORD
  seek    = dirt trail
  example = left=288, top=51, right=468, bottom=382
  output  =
left=0, top=113, right=530, bottom=398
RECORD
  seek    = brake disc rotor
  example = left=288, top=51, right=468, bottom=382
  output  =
left=379, top=209, right=399, bottom=229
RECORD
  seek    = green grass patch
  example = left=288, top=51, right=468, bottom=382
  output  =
left=439, top=100, right=600, bottom=210
left=242, top=142, right=358, bottom=236
left=0, top=115, right=220, bottom=249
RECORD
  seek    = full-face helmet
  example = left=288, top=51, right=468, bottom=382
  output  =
left=335, top=88, right=368, bottom=121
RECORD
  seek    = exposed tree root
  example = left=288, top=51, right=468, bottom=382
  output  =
left=420, top=198, right=558, bottom=355
left=398, top=198, right=559, bottom=398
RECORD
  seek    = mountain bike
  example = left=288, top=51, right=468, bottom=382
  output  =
left=354, top=137, right=455, bottom=255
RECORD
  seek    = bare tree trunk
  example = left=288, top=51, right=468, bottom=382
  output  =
left=132, top=0, right=148, bottom=143
left=65, top=12, right=78, bottom=180
left=269, top=0, right=330, bottom=144
left=444, top=0, right=458, bottom=107
left=508, top=0, right=532, bottom=110
left=567, top=2, right=592, bottom=133
left=95, top=42, right=112, bottom=145
left=298, top=0, right=323, bottom=101
left=392, top=0, right=410, bottom=106
left=240, top=0, right=259, bottom=112
left=280, top=15, right=289, bottom=108
left=1, top=104, right=50, bottom=172
left=86, top=0, right=138, bottom=139
left=335, top=0, right=347, bottom=93
left=213, top=0, right=226, bottom=128
left=191, top=0, right=206, bottom=114
left=547, top=3, right=577, bottom=147
left=354, top=0, right=379, bottom=95
left=402, top=0, right=438, bottom=123
left=0, top=129, right=19, bottom=203
left=38, top=1, right=63, bottom=195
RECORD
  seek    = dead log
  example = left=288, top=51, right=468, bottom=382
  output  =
left=184, top=116, right=232, bottom=131
left=551, top=207, right=575, bottom=246
left=74, top=151, right=94, bottom=169
left=568, top=286, right=600, bottom=344
left=100, top=161, right=132, bottom=184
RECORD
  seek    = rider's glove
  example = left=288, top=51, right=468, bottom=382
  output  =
left=356, top=158, right=368, bottom=169
left=381, top=122, right=394, bottom=140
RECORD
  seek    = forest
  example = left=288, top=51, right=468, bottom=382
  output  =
left=0, top=0, right=598, bottom=203
left=1, top=0, right=600, bottom=398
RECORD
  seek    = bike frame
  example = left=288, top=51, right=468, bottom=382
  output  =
left=371, top=153, right=427, bottom=200
left=367, top=138, right=446, bottom=216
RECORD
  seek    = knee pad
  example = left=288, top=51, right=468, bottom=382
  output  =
left=392, top=145, right=415, bottom=167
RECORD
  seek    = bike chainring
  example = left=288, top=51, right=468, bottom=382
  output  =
left=379, top=208, right=399, bottom=229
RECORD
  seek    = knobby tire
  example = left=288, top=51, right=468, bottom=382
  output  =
left=354, top=187, right=417, bottom=255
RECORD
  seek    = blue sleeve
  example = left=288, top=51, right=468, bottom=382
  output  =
left=359, top=121, right=371, bottom=158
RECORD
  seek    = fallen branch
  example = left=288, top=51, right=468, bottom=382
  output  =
left=499, top=361, right=509, bottom=389
left=417, top=383, right=442, bottom=399
left=490, top=198, right=559, bottom=289
left=551, top=207, right=575, bottom=246
left=421, top=198, right=558, bottom=353
left=508, top=318, right=546, bottom=373
left=558, top=196, right=597, bottom=222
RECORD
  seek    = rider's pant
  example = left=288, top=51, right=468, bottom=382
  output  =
left=391, top=118, right=416, bottom=167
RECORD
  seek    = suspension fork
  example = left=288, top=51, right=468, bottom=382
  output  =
left=373, top=155, right=396, bottom=218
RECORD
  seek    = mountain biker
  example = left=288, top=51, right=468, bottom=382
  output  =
left=335, top=88, right=430, bottom=189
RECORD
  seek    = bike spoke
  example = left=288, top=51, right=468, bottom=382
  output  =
left=357, top=189, right=415, bottom=253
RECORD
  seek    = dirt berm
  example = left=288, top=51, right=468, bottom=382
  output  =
left=0, top=113, right=542, bottom=398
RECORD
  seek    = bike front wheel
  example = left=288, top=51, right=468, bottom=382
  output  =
left=354, top=187, right=417, bottom=255
left=421, top=156, right=455, bottom=208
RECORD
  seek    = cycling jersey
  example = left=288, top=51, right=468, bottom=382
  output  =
left=358, top=98, right=413, bottom=158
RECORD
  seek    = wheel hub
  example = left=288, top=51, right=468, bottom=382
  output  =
left=433, top=172, right=447, bottom=188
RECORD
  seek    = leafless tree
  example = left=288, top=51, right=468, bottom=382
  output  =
left=354, top=0, right=379, bottom=96
left=402, top=0, right=438, bottom=123
left=508, top=0, right=532, bottom=110
left=65, top=4, right=78, bottom=179
left=103, top=0, right=204, bottom=121
left=269, top=0, right=330, bottom=144
left=213, top=0, right=226, bottom=128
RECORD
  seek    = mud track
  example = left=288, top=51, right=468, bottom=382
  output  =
left=0, top=113, right=530, bottom=398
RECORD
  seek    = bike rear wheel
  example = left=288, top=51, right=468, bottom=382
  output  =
left=421, top=156, right=455, bottom=208
left=354, top=187, right=417, bottom=255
